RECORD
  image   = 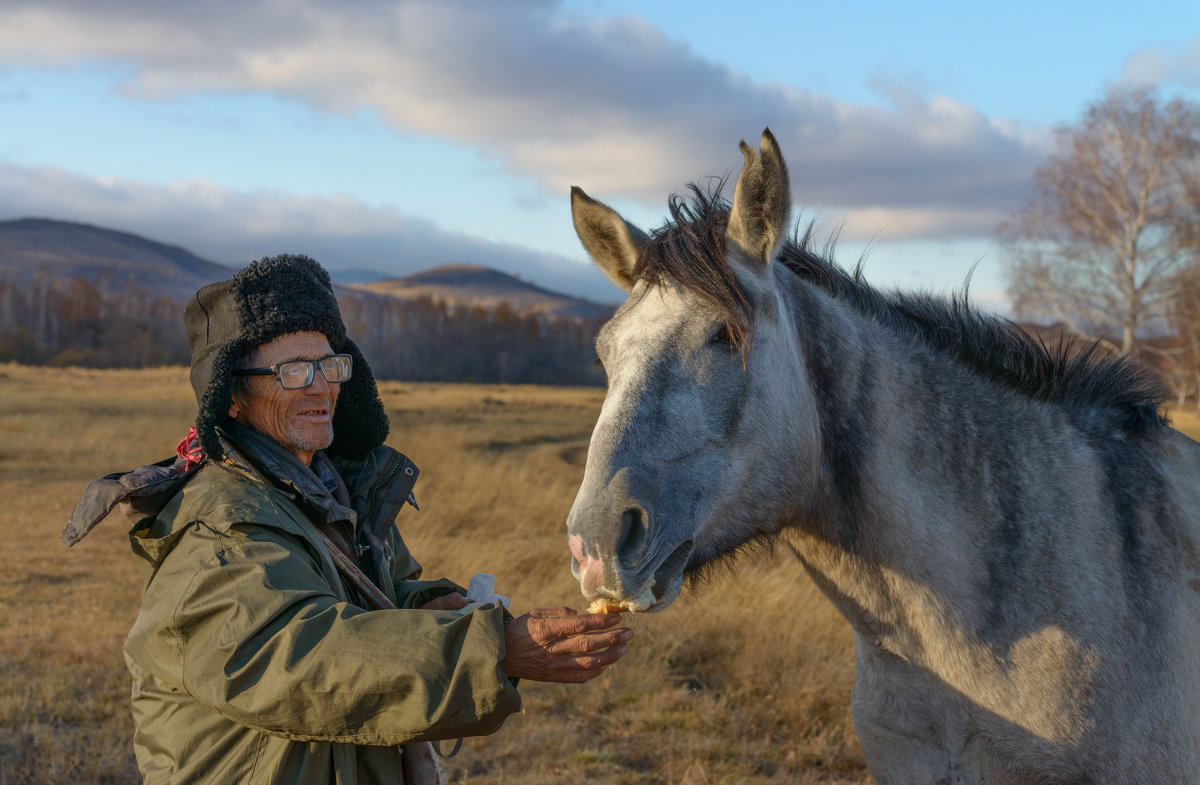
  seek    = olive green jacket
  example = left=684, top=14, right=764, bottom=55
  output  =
left=116, top=428, right=522, bottom=784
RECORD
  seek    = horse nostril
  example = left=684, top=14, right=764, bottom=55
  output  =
left=617, top=507, right=647, bottom=561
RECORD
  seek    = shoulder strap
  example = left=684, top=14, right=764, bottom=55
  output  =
left=313, top=526, right=397, bottom=610
left=315, top=524, right=464, bottom=778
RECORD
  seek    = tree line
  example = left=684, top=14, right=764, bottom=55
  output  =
left=0, top=273, right=607, bottom=387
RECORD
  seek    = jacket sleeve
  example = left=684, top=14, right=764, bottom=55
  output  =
left=155, top=522, right=522, bottom=745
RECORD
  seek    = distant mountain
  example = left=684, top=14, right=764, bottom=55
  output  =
left=327, top=267, right=399, bottom=286
left=0, top=218, right=234, bottom=302
left=0, top=219, right=612, bottom=322
left=356, top=264, right=613, bottom=320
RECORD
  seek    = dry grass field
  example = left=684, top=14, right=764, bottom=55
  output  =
left=4, top=363, right=1200, bottom=785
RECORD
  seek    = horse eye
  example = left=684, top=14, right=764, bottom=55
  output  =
left=709, top=326, right=733, bottom=345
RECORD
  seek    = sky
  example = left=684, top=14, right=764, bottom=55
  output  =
left=0, top=1, right=1198, bottom=312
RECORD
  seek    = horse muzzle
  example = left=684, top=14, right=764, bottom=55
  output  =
left=567, top=524, right=693, bottom=613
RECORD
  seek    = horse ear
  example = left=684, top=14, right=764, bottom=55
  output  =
left=571, top=186, right=649, bottom=292
left=726, top=128, right=791, bottom=265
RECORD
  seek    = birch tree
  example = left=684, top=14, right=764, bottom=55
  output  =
left=1003, top=87, right=1200, bottom=356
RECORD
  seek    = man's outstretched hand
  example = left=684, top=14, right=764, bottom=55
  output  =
left=500, top=607, right=632, bottom=683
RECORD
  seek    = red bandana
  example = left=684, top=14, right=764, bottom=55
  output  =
left=176, top=426, right=206, bottom=470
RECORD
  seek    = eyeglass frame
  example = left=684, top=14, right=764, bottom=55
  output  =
left=232, top=353, right=353, bottom=390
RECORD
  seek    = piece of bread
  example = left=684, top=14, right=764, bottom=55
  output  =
left=586, top=581, right=655, bottom=614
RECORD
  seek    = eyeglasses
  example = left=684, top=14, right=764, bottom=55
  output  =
left=233, top=354, right=353, bottom=390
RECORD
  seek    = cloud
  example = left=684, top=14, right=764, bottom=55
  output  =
left=836, top=205, right=1009, bottom=241
left=0, top=0, right=1046, bottom=239
left=0, top=161, right=625, bottom=303
left=1121, top=38, right=1200, bottom=87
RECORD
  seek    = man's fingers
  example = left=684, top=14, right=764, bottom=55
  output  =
left=531, top=610, right=623, bottom=638
left=529, top=606, right=578, bottom=619
left=546, top=628, right=633, bottom=655
left=502, top=609, right=634, bottom=683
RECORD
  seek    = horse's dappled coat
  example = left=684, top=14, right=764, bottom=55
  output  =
left=567, top=129, right=1200, bottom=784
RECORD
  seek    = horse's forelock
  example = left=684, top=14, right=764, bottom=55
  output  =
left=634, top=183, right=753, bottom=352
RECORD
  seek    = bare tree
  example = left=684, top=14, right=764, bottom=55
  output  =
left=1002, top=87, right=1200, bottom=356
left=1159, top=259, right=1200, bottom=409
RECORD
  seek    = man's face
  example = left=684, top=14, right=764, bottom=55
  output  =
left=229, top=331, right=340, bottom=465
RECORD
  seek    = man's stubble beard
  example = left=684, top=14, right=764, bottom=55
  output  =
left=285, top=395, right=336, bottom=453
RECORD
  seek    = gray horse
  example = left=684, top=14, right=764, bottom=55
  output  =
left=566, top=129, right=1200, bottom=784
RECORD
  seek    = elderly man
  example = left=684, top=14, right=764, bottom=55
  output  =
left=63, top=254, right=631, bottom=785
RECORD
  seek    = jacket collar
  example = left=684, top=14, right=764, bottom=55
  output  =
left=217, top=423, right=421, bottom=540
left=218, top=423, right=353, bottom=528
left=62, top=422, right=420, bottom=549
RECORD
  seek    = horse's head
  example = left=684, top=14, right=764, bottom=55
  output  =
left=567, top=129, right=822, bottom=612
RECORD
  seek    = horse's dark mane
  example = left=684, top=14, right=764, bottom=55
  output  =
left=635, top=184, right=1168, bottom=434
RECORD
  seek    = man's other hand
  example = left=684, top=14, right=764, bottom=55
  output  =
left=421, top=593, right=471, bottom=611
left=500, top=607, right=632, bottom=683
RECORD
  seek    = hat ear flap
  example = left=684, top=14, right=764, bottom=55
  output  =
left=195, top=339, right=249, bottom=461
left=327, top=337, right=390, bottom=460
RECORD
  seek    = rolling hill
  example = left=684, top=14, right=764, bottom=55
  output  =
left=0, top=219, right=612, bottom=319
left=0, top=218, right=235, bottom=302
left=354, top=264, right=613, bottom=320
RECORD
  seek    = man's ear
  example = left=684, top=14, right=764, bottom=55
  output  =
left=228, top=388, right=245, bottom=419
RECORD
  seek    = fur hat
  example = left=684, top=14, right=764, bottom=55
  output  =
left=184, top=254, right=389, bottom=462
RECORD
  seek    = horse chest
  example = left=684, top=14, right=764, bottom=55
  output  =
left=849, top=641, right=1091, bottom=785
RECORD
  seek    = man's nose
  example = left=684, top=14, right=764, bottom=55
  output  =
left=306, top=369, right=332, bottom=394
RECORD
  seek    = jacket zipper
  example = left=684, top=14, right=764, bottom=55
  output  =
left=361, top=450, right=403, bottom=546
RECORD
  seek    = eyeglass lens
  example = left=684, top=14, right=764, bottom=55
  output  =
left=277, top=355, right=352, bottom=389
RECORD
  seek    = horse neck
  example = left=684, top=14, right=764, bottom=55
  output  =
left=779, top=275, right=961, bottom=538
left=775, top=274, right=1026, bottom=639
